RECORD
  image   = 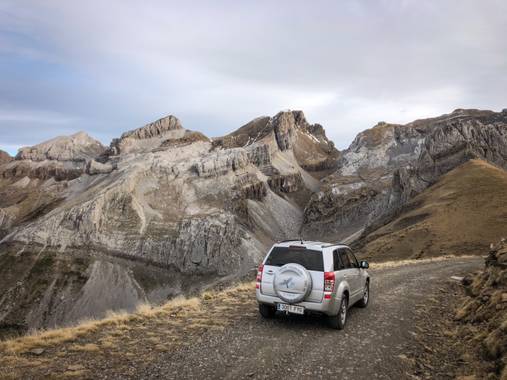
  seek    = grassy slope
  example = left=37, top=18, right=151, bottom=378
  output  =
left=359, top=159, right=507, bottom=261
left=0, top=282, right=255, bottom=379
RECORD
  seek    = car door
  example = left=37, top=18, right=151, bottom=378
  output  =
left=333, top=249, right=346, bottom=291
left=337, top=248, right=355, bottom=296
left=345, top=248, right=362, bottom=302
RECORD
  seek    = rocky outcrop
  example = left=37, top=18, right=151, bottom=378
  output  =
left=271, top=111, right=299, bottom=150
left=455, top=240, right=507, bottom=379
left=0, top=150, right=12, bottom=165
left=235, top=177, right=268, bottom=201
left=268, top=173, right=304, bottom=193
left=193, top=148, right=249, bottom=177
left=246, top=143, right=272, bottom=167
left=1, top=132, right=107, bottom=182
left=336, top=121, right=428, bottom=177
left=16, top=132, right=105, bottom=162
left=86, top=159, right=115, bottom=175
left=214, top=110, right=339, bottom=173
left=380, top=109, right=507, bottom=224
left=303, top=109, right=507, bottom=241
left=1, top=160, right=84, bottom=181
left=122, top=115, right=182, bottom=140
left=159, top=131, right=210, bottom=148
left=212, top=116, right=272, bottom=149
left=108, top=115, right=186, bottom=155
left=304, top=181, right=382, bottom=241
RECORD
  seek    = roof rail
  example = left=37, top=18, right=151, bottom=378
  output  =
left=278, top=239, right=304, bottom=243
left=321, top=242, right=347, bottom=248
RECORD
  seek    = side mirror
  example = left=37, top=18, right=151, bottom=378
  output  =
left=359, top=260, right=369, bottom=269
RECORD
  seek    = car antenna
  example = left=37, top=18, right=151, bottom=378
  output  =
left=300, top=234, right=303, bottom=244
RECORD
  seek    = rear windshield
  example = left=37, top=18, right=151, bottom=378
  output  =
left=265, top=246, right=323, bottom=271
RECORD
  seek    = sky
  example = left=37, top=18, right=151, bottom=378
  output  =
left=0, top=0, right=506, bottom=155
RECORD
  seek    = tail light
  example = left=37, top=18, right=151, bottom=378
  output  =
left=256, top=264, right=264, bottom=289
left=324, top=271, right=335, bottom=292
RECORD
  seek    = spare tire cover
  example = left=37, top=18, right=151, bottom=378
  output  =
left=273, top=263, right=312, bottom=304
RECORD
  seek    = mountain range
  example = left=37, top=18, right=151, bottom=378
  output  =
left=0, top=108, right=506, bottom=335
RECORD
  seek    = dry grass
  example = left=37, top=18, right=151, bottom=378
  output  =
left=370, top=255, right=477, bottom=270
left=360, top=160, right=507, bottom=261
left=98, top=336, right=116, bottom=349
left=61, top=370, right=87, bottom=378
left=70, top=343, right=100, bottom=352
left=0, top=296, right=202, bottom=355
left=0, top=283, right=253, bottom=357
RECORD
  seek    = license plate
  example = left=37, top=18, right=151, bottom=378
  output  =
left=277, top=303, right=304, bottom=315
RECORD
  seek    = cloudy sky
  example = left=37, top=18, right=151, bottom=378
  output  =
left=0, top=1, right=506, bottom=155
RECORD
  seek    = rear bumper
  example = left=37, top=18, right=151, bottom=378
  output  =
left=256, top=289, right=341, bottom=316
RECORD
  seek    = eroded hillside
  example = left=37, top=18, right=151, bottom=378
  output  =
left=0, top=110, right=338, bottom=334
left=303, top=108, right=507, bottom=241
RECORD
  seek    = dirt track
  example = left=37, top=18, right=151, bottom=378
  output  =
left=139, top=257, right=482, bottom=380
left=0, top=257, right=483, bottom=380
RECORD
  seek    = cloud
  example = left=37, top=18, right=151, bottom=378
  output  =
left=0, top=0, right=506, bottom=153
left=0, top=108, right=76, bottom=124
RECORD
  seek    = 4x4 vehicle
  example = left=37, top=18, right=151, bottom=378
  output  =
left=255, top=240, right=370, bottom=329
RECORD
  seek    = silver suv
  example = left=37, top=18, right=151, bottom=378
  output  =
left=256, top=240, right=370, bottom=329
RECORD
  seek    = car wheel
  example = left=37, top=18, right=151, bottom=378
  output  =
left=329, top=296, right=348, bottom=330
left=357, top=281, right=369, bottom=308
left=259, top=303, right=276, bottom=318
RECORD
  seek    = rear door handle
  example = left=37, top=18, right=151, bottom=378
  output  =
left=266, top=270, right=274, bottom=274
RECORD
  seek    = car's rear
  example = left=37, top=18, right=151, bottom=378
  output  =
left=256, top=242, right=338, bottom=316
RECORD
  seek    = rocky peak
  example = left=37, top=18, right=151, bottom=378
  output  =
left=108, top=115, right=192, bottom=155
left=0, top=150, right=12, bottom=165
left=214, top=111, right=315, bottom=149
left=270, top=110, right=303, bottom=151
left=15, top=132, right=106, bottom=162
left=213, top=110, right=339, bottom=173
left=336, top=109, right=505, bottom=178
left=120, top=115, right=182, bottom=141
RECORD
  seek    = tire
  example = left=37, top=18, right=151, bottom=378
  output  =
left=329, top=296, right=348, bottom=330
left=273, top=263, right=312, bottom=304
left=259, top=303, right=276, bottom=319
left=357, top=281, right=370, bottom=308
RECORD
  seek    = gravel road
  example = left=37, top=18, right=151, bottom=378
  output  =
left=140, top=257, right=482, bottom=380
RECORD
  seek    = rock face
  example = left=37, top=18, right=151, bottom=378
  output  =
left=0, top=110, right=337, bottom=334
left=0, top=150, right=12, bottom=165
left=0, top=133, right=108, bottom=241
left=193, top=149, right=249, bottom=177
left=16, top=132, right=105, bottom=162
left=108, top=115, right=186, bottom=155
left=2, top=132, right=107, bottom=182
left=303, top=109, right=507, bottom=241
left=213, top=110, right=340, bottom=175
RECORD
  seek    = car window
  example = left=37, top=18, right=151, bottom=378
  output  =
left=333, top=249, right=344, bottom=270
left=338, top=249, right=351, bottom=269
left=265, top=246, right=324, bottom=271
left=347, top=249, right=359, bottom=268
